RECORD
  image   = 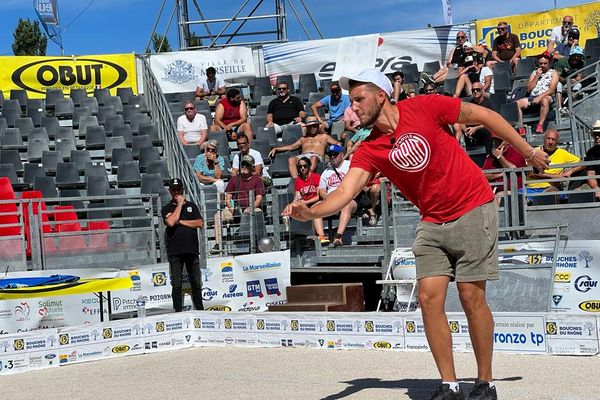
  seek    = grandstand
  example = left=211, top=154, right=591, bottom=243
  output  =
left=1, top=8, right=600, bottom=314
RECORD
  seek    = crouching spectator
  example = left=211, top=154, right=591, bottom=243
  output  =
left=211, top=155, right=265, bottom=254
left=193, top=139, right=226, bottom=192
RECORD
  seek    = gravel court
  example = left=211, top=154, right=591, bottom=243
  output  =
left=0, top=346, right=597, bottom=399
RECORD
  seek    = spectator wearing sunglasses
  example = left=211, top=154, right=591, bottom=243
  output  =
left=421, top=31, right=469, bottom=85
left=311, top=82, right=351, bottom=131
left=293, top=157, right=329, bottom=244
left=453, top=82, right=494, bottom=153
left=553, top=27, right=580, bottom=60
left=453, top=42, right=485, bottom=98
left=491, top=21, right=521, bottom=72
left=193, top=139, right=226, bottom=192
left=548, top=15, right=575, bottom=54
left=422, top=83, right=439, bottom=95
left=176, top=102, right=208, bottom=146
left=266, top=82, right=306, bottom=134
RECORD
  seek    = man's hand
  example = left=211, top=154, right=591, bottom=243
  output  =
left=510, top=57, right=519, bottom=66
left=282, top=201, right=312, bottom=222
left=294, top=116, right=303, bottom=124
left=268, top=148, right=277, bottom=158
left=206, top=151, right=216, bottom=162
left=175, top=194, right=185, bottom=206
left=465, top=126, right=478, bottom=137
left=595, top=191, right=600, bottom=200
left=527, top=148, right=550, bottom=172
left=266, top=122, right=274, bottom=128
left=532, top=95, right=543, bottom=105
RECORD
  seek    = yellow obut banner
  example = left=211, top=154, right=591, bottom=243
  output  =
left=476, top=2, right=600, bottom=57
left=0, top=53, right=137, bottom=99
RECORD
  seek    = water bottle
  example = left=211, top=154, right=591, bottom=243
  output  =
left=136, top=295, right=146, bottom=318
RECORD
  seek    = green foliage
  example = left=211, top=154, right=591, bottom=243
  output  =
left=187, top=31, right=202, bottom=48
left=12, top=18, right=48, bottom=56
left=152, top=33, right=173, bottom=53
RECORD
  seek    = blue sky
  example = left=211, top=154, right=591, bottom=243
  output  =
left=0, top=0, right=590, bottom=56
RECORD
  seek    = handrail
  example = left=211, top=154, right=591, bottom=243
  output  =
left=138, top=55, right=204, bottom=205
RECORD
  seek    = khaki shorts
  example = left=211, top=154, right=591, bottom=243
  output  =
left=411, top=201, right=498, bottom=282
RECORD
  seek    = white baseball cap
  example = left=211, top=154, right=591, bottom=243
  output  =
left=463, top=41, right=473, bottom=48
left=339, top=68, right=393, bottom=97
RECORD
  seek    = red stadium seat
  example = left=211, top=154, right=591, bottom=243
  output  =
left=21, top=190, right=53, bottom=255
left=0, top=177, right=22, bottom=258
left=53, top=205, right=86, bottom=251
left=86, top=221, right=110, bottom=249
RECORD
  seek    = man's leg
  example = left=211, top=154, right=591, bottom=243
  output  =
left=168, top=255, right=185, bottom=312
left=309, top=155, right=320, bottom=172
left=287, top=156, right=299, bottom=178
left=239, top=122, right=254, bottom=141
left=453, top=75, right=468, bottom=98
left=184, top=254, right=204, bottom=310
left=516, top=98, right=528, bottom=125
left=336, top=200, right=357, bottom=236
left=457, top=280, right=494, bottom=382
left=538, top=96, right=551, bottom=126
left=418, top=276, right=457, bottom=381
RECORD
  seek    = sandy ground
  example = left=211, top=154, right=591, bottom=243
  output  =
left=0, top=346, right=597, bottom=400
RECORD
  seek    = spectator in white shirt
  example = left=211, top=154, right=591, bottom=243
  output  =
left=176, top=102, right=208, bottom=146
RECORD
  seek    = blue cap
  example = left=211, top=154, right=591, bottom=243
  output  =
left=326, top=144, right=343, bottom=155
left=570, top=46, right=585, bottom=57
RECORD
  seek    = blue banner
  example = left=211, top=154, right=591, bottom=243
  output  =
left=33, top=0, right=63, bottom=48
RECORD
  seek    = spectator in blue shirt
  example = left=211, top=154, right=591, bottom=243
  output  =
left=193, top=139, right=226, bottom=192
left=311, top=82, right=351, bottom=132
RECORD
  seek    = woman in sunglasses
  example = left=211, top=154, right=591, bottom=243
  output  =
left=491, top=21, right=522, bottom=73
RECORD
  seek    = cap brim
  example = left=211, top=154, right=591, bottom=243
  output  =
left=339, top=74, right=364, bottom=92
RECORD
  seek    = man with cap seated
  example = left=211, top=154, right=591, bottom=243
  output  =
left=268, top=116, right=341, bottom=178
left=553, top=27, right=580, bottom=60
left=211, top=154, right=265, bottom=254
left=317, top=144, right=357, bottom=247
left=555, top=46, right=585, bottom=114
left=161, top=178, right=204, bottom=312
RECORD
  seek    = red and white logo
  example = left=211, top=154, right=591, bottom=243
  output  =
left=388, top=133, right=431, bottom=172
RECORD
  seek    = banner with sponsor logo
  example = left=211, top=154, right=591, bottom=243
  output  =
left=0, top=310, right=597, bottom=374
left=0, top=268, right=127, bottom=335
left=149, top=47, right=256, bottom=93
left=475, top=2, right=600, bottom=57
left=0, top=54, right=137, bottom=99
left=263, top=25, right=470, bottom=80
left=202, top=250, right=291, bottom=312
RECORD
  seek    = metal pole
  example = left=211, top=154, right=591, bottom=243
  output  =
left=208, top=0, right=253, bottom=49
left=225, top=0, right=265, bottom=45
left=145, top=0, right=168, bottom=53
left=287, top=0, right=312, bottom=39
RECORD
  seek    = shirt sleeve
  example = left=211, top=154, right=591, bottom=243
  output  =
left=161, top=205, right=171, bottom=220
left=320, top=95, right=331, bottom=108
left=252, top=150, right=264, bottom=166
left=176, top=116, right=183, bottom=131
left=254, top=177, right=266, bottom=196
left=192, top=155, right=202, bottom=172
left=216, top=76, right=226, bottom=88
left=423, top=95, right=461, bottom=126
left=198, top=114, right=208, bottom=130
left=492, top=38, right=500, bottom=52
left=190, top=202, right=202, bottom=220
left=550, top=27, right=560, bottom=42
left=557, top=149, right=581, bottom=164
left=512, top=34, right=521, bottom=48
left=267, top=99, right=275, bottom=115
left=319, top=172, right=328, bottom=189
left=295, top=97, right=304, bottom=112
left=218, top=156, right=225, bottom=170
left=232, top=154, right=240, bottom=169
left=225, top=176, right=236, bottom=193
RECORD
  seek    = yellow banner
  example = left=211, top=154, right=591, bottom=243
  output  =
left=476, top=2, right=600, bottom=57
left=0, top=277, right=133, bottom=300
left=0, top=53, right=137, bottom=99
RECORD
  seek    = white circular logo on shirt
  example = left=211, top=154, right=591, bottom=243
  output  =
left=388, top=133, right=431, bottom=172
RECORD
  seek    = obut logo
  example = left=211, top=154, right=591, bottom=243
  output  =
left=205, top=305, right=231, bottom=312
left=111, top=345, right=130, bottom=354
left=373, top=341, right=392, bottom=350
left=579, top=300, right=600, bottom=312
left=11, top=58, right=128, bottom=95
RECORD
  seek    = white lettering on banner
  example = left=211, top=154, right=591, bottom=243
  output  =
left=150, top=47, right=256, bottom=93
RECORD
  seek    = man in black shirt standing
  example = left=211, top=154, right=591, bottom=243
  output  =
left=266, top=81, right=306, bottom=134
left=161, top=178, right=204, bottom=312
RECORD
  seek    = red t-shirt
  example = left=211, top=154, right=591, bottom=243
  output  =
left=482, top=146, right=526, bottom=187
left=294, top=172, right=321, bottom=201
left=220, top=98, right=242, bottom=125
left=351, top=95, right=494, bottom=223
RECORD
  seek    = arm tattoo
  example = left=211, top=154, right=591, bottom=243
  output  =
left=457, top=102, right=473, bottom=124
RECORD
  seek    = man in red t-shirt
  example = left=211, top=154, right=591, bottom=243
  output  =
left=293, top=156, right=328, bottom=244
left=210, top=88, right=254, bottom=141
left=284, top=69, right=549, bottom=400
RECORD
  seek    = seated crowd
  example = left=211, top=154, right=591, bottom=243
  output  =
left=168, top=18, right=599, bottom=251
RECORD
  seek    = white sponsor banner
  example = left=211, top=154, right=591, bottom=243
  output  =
left=493, top=314, right=546, bottom=353
left=0, top=268, right=125, bottom=335
left=203, top=250, right=291, bottom=312
left=331, top=34, right=379, bottom=81
left=150, top=47, right=256, bottom=93
left=546, top=315, right=598, bottom=355
left=263, top=25, right=470, bottom=79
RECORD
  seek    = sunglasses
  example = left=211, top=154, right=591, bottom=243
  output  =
left=277, top=87, right=288, bottom=91
left=185, top=107, right=195, bottom=111
left=472, top=88, right=483, bottom=93
left=562, top=21, right=573, bottom=25
left=456, top=35, right=466, bottom=39
left=497, top=27, right=507, bottom=31
left=297, top=164, right=309, bottom=169
left=424, top=88, right=436, bottom=93
left=241, top=163, right=252, bottom=168
left=206, top=148, right=216, bottom=152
